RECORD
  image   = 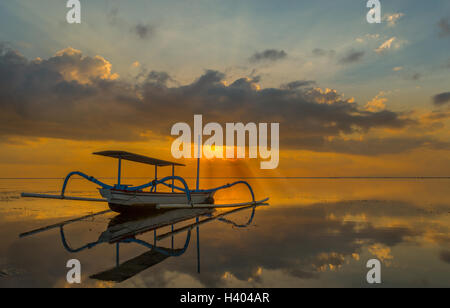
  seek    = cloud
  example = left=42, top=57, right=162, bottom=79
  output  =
left=375, top=37, right=396, bottom=54
left=433, top=92, right=450, bottom=106
left=249, top=49, right=287, bottom=63
left=393, top=66, right=403, bottom=72
left=312, top=48, right=335, bottom=57
left=384, top=13, right=404, bottom=26
left=355, top=34, right=380, bottom=44
left=283, top=136, right=450, bottom=156
left=365, top=92, right=387, bottom=112
left=146, top=70, right=174, bottom=85
left=422, top=110, right=450, bottom=121
left=312, top=48, right=327, bottom=56
left=106, top=7, right=121, bottom=26
left=132, top=23, right=155, bottom=40
left=106, top=8, right=155, bottom=40
left=281, top=80, right=316, bottom=90
left=0, top=45, right=427, bottom=156
left=368, top=243, right=393, bottom=262
left=42, top=47, right=119, bottom=84
left=437, top=17, right=450, bottom=38
left=339, top=50, right=365, bottom=64
left=407, top=72, right=422, bottom=81
left=440, top=250, right=450, bottom=264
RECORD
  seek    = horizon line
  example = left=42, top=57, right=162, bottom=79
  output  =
left=0, top=176, right=450, bottom=180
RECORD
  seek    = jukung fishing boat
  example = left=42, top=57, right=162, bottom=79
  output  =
left=21, top=150, right=269, bottom=213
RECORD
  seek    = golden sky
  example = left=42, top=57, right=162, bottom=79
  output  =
left=1, top=1, right=450, bottom=178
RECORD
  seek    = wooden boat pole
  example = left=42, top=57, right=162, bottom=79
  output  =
left=21, top=192, right=107, bottom=203
left=117, top=157, right=122, bottom=186
left=154, top=165, right=158, bottom=192
left=172, top=165, right=175, bottom=192
left=196, top=134, right=201, bottom=191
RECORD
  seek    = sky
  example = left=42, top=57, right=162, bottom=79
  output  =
left=0, top=0, right=450, bottom=178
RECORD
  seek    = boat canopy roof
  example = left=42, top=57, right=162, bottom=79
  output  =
left=93, top=151, right=185, bottom=167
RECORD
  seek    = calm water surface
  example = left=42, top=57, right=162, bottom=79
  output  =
left=0, top=178, right=449, bottom=287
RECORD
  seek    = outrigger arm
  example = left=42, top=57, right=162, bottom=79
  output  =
left=22, top=171, right=112, bottom=202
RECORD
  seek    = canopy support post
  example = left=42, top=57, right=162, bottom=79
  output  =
left=172, top=165, right=175, bottom=192
left=117, top=158, right=122, bottom=186
left=196, top=134, right=201, bottom=191
left=154, top=165, right=158, bottom=192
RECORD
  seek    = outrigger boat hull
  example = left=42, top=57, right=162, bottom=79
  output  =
left=99, top=188, right=215, bottom=213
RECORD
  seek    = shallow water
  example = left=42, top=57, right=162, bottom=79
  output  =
left=0, top=178, right=449, bottom=287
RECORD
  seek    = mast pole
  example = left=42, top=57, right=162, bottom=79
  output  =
left=172, top=165, right=175, bottom=192
left=117, top=157, right=122, bottom=186
left=154, top=165, right=158, bottom=192
left=196, top=134, right=201, bottom=191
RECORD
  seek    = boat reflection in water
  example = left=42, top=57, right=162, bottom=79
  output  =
left=19, top=205, right=263, bottom=283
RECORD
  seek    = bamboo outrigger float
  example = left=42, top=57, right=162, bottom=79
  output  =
left=21, top=150, right=269, bottom=213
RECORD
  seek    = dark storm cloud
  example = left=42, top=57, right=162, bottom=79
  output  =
left=437, top=17, right=450, bottom=38
left=0, top=45, right=431, bottom=156
left=249, top=49, right=287, bottom=63
left=339, top=50, right=365, bottom=64
left=433, top=92, right=450, bottom=106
